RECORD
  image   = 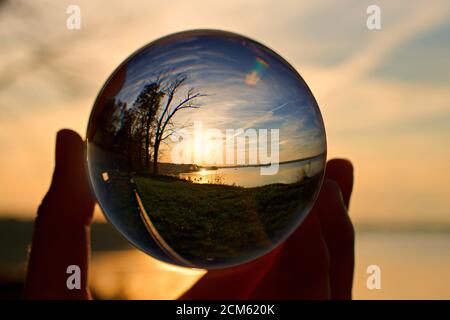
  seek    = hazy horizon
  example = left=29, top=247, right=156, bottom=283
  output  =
left=1, top=0, right=450, bottom=228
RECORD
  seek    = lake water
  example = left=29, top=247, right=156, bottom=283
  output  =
left=177, top=156, right=326, bottom=187
left=1, top=222, right=449, bottom=299
left=89, top=231, right=450, bottom=299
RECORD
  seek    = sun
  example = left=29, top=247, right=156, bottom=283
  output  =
left=192, top=136, right=214, bottom=165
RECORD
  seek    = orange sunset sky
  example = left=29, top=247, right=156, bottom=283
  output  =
left=1, top=0, right=450, bottom=227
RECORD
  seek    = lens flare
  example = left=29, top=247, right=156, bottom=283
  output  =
left=245, top=57, right=269, bottom=85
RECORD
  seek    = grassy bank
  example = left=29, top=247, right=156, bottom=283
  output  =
left=133, top=173, right=321, bottom=265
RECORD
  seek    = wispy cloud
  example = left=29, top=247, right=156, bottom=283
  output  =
left=0, top=0, right=450, bottom=225
left=311, top=2, right=449, bottom=99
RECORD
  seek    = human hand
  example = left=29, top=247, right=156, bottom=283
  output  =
left=24, top=129, right=95, bottom=299
left=180, top=159, right=354, bottom=300
left=24, top=67, right=125, bottom=299
left=24, top=128, right=354, bottom=300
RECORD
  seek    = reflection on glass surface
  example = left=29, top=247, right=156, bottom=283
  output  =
left=87, top=30, right=326, bottom=269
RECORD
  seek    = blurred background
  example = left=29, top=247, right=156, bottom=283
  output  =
left=1, top=0, right=449, bottom=299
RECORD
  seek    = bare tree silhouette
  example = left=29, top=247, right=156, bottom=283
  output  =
left=152, top=75, right=204, bottom=175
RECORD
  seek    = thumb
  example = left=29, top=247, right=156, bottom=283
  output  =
left=25, top=129, right=95, bottom=299
left=42, top=129, right=95, bottom=225
left=53, top=129, right=86, bottom=187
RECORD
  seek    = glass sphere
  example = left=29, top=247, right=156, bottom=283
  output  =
left=87, top=30, right=326, bottom=269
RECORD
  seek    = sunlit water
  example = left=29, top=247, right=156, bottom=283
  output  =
left=178, top=157, right=325, bottom=187
left=89, top=231, right=450, bottom=299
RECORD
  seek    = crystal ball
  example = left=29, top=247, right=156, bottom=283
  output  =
left=86, top=30, right=326, bottom=269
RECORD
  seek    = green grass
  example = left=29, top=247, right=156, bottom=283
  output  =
left=133, top=174, right=321, bottom=265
